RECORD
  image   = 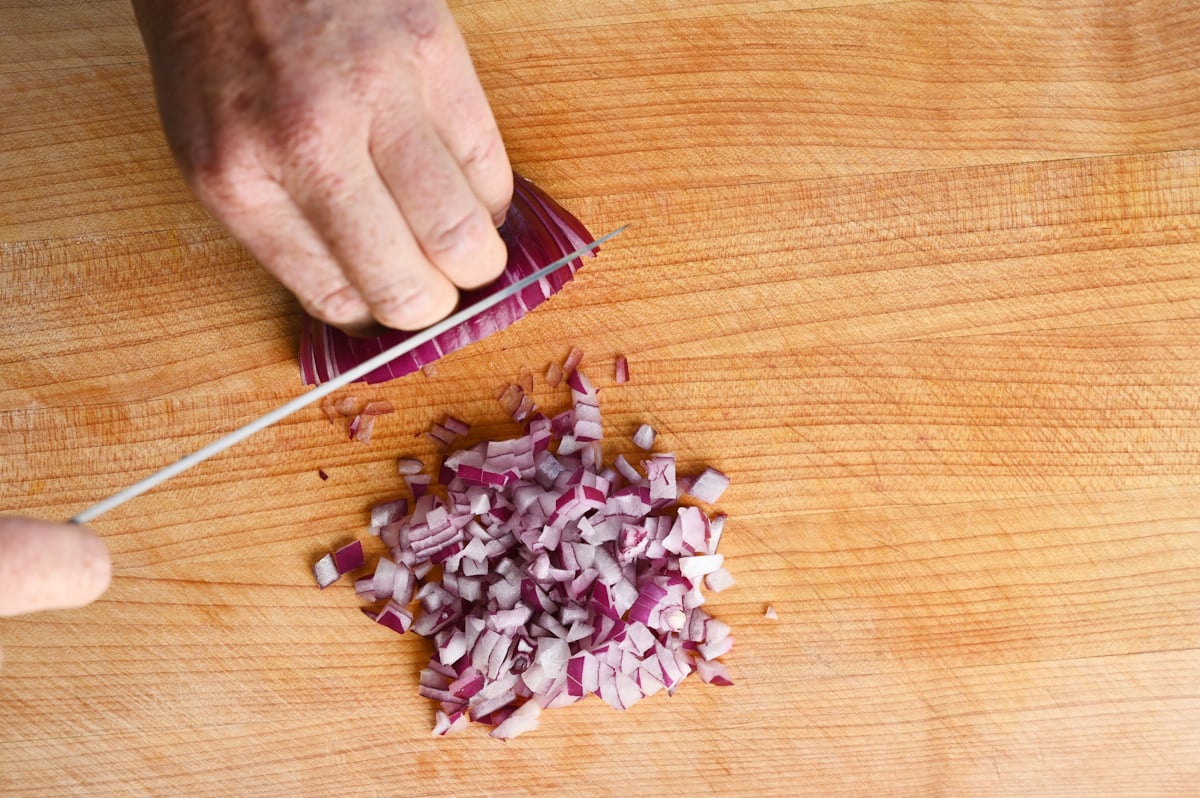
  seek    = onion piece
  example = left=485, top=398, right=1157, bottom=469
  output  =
left=705, top=567, right=736, bottom=593
left=368, top=601, right=415, bottom=634
left=694, top=659, right=734, bottom=686
left=312, top=553, right=339, bottom=589
left=687, top=466, right=730, bottom=504
left=489, top=699, right=541, bottom=740
left=678, top=554, right=725, bottom=580
left=333, top=540, right=365, bottom=574
left=632, top=424, right=656, bottom=450
left=397, top=457, right=423, bottom=476
left=545, top=361, right=563, bottom=388
left=562, top=347, right=584, bottom=376
left=614, top=356, right=629, bottom=385
left=298, top=174, right=599, bottom=386
left=764, top=605, right=778, bottom=620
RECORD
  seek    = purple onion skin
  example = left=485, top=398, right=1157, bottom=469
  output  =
left=299, top=173, right=597, bottom=386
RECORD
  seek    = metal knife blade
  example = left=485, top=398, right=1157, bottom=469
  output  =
left=72, top=225, right=628, bottom=524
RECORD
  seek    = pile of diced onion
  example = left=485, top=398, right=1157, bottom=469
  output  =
left=313, top=361, right=733, bottom=739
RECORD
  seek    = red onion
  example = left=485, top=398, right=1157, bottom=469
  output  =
left=686, top=466, right=731, bottom=504
left=614, top=356, right=629, bottom=385
left=316, top=360, right=735, bottom=738
left=705, top=567, right=736, bottom=593
left=632, top=424, right=656, bottom=451
left=312, top=540, right=367, bottom=589
left=298, top=173, right=598, bottom=386
left=332, top=540, right=365, bottom=574
left=312, top=553, right=339, bottom=589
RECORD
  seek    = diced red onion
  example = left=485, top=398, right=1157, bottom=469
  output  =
left=678, top=554, right=725, bottom=580
left=764, top=605, right=778, bottom=620
left=687, top=466, right=731, bottom=504
left=644, top=454, right=676, bottom=500
left=320, top=400, right=340, bottom=425
left=705, top=567, right=736, bottom=593
left=706, top=514, right=727, bottom=556
left=312, top=553, right=338, bottom=589
left=298, top=173, right=598, bottom=386
left=632, top=424, right=656, bottom=450
left=333, top=540, right=365, bottom=574
left=370, top=498, right=408, bottom=529
left=489, top=696, right=541, bottom=740
left=323, top=365, right=734, bottom=737
left=397, top=457, right=423, bottom=476
left=694, top=659, right=734, bottom=686
left=614, top=356, right=629, bottom=385
left=562, top=347, right=584, bottom=376
left=368, top=600, right=414, bottom=634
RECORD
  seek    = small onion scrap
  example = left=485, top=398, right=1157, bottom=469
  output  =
left=312, top=540, right=365, bottom=589
left=299, top=173, right=599, bottom=386
left=320, top=364, right=735, bottom=738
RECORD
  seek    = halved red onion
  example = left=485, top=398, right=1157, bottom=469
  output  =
left=323, top=361, right=734, bottom=737
left=299, top=173, right=598, bottom=386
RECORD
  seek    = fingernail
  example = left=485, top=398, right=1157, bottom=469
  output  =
left=374, top=284, right=457, bottom=331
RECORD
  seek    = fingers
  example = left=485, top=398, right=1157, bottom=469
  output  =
left=199, top=175, right=377, bottom=332
left=137, top=0, right=515, bottom=334
left=411, top=14, right=513, bottom=224
left=371, top=107, right=508, bottom=292
left=293, top=147, right=464, bottom=330
left=0, top=518, right=112, bottom=618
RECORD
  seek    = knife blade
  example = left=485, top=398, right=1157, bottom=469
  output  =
left=71, top=225, right=628, bottom=524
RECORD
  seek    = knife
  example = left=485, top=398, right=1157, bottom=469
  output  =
left=71, top=225, right=628, bottom=524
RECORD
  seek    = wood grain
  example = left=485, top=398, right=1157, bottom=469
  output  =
left=1, top=1, right=1198, bottom=796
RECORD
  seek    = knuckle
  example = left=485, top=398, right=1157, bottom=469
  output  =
left=305, top=283, right=370, bottom=327
left=459, top=137, right=513, bottom=221
left=421, top=208, right=506, bottom=286
left=394, top=1, right=446, bottom=53
left=425, top=207, right=484, bottom=257
left=182, top=134, right=260, bottom=208
left=371, top=280, right=455, bottom=330
left=459, top=131, right=505, bottom=175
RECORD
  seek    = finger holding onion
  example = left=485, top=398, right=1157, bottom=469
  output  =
left=0, top=517, right=112, bottom=668
left=132, top=0, right=514, bottom=335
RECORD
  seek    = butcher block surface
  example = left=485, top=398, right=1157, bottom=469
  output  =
left=1, top=1, right=1198, bottom=795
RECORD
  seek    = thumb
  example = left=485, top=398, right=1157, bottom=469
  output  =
left=0, top=517, right=112, bottom=617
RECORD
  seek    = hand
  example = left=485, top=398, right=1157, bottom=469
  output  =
left=132, top=0, right=513, bottom=334
left=0, top=517, right=111, bottom=668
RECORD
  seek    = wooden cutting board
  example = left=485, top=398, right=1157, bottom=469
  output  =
left=2, top=1, right=1198, bottom=795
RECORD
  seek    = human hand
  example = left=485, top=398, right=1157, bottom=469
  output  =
left=0, top=517, right=111, bottom=668
left=132, top=0, right=513, bottom=334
